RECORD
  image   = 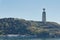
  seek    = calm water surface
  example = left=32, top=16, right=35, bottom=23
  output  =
left=0, top=37, right=60, bottom=40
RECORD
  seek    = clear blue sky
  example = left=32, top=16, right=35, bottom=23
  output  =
left=0, top=0, right=60, bottom=23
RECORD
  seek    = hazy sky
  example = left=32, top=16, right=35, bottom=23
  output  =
left=0, top=0, right=60, bottom=23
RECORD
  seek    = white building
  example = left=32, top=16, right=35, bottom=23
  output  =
left=42, top=8, right=46, bottom=24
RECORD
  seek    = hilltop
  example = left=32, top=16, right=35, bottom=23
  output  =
left=0, top=18, right=60, bottom=38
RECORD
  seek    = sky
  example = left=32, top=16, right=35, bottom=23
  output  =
left=0, top=0, right=60, bottom=23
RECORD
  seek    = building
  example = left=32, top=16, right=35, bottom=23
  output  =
left=42, top=8, right=46, bottom=24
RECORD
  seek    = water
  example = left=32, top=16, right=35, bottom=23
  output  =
left=0, top=37, right=60, bottom=40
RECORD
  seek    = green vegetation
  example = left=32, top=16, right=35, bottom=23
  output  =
left=0, top=18, right=60, bottom=38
